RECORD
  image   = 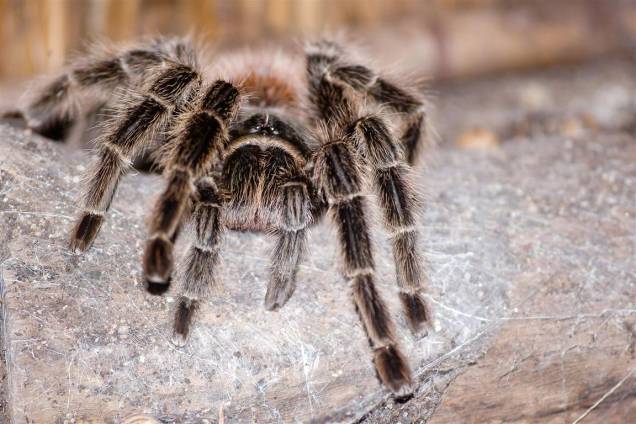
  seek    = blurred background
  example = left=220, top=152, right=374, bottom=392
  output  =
left=2, top=0, right=636, bottom=79
left=2, top=0, right=636, bottom=145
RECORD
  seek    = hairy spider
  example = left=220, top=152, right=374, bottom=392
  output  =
left=8, top=36, right=431, bottom=395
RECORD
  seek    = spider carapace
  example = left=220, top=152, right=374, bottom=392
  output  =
left=10, top=37, right=431, bottom=395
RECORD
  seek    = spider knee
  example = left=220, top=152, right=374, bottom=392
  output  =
left=201, top=80, right=241, bottom=122
left=148, top=64, right=199, bottom=103
left=352, top=116, right=399, bottom=166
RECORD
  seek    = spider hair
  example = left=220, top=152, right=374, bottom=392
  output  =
left=6, top=36, right=433, bottom=396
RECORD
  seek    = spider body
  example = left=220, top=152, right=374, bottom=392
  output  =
left=9, top=37, right=431, bottom=396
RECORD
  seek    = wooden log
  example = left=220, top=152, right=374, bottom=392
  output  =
left=0, top=110, right=634, bottom=422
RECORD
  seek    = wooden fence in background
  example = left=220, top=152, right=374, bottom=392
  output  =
left=1, top=0, right=635, bottom=80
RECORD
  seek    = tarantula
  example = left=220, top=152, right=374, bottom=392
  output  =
left=7, top=37, right=431, bottom=395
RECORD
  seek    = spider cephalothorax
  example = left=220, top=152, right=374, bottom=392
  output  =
left=10, top=37, right=431, bottom=395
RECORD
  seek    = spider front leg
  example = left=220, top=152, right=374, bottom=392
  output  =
left=172, top=177, right=224, bottom=346
left=143, top=80, right=240, bottom=294
left=350, top=115, right=431, bottom=335
left=69, top=62, right=200, bottom=253
left=314, top=141, right=412, bottom=395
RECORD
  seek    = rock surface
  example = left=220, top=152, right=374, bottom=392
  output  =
left=0, top=112, right=635, bottom=423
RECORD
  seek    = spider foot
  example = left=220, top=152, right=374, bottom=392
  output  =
left=399, top=292, right=432, bottom=337
left=69, top=212, right=104, bottom=253
left=171, top=297, right=197, bottom=347
left=3, top=108, right=74, bottom=141
left=0, top=110, right=28, bottom=129
left=29, top=114, right=75, bottom=141
left=264, top=275, right=295, bottom=311
left=265, top=226, right=306, bottom=311
left=144, top=276, right=172, bottom=296
left=143, top=236, right=174, bottom=295
left=373, top=344, right=414, bottom=397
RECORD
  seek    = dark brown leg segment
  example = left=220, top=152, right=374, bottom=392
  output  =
left=172, top=178, right=224, bottom=345
left=352, top=115, right=431, bottom=335
left=314, top=140, right=413, bottom=395
left=69, top=95, right=170, bottom=253
left=143, top=80, right=239, bottom=294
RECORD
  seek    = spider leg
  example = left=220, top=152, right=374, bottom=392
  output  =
left=350, top=115, right=430, bottom=334
left=69, top=61, right=200, bottom=253
left=307, top=42, right=415, bottom=394
left=172, top=177, right=224, bottom=346
left=222, top=144, right=263, bottom=225
left=143, top=80, right=240, bottom=294
left=23, top=60, right=125, bottom=140
left=317, top=49, right=428, bottom=165
left=367, top=78, right=426, bottom=164
left=12, top=37, right=196, bottom=143
left=266, top=228, right=307, bottom=310
left=260, top=148, right=311, bottom=310
left=314, top=140, right=412, bottom=395
left=17, top=47, right=163, bottom=141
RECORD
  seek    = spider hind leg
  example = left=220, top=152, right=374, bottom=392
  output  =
left=351, top=115, right=431, bottom=335
left=314, top=140, right=414, bottom=394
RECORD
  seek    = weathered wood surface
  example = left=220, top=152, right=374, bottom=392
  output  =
left=361, top=134, right=636, bottom=423
left=0, top=115, right=635, bottom=423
